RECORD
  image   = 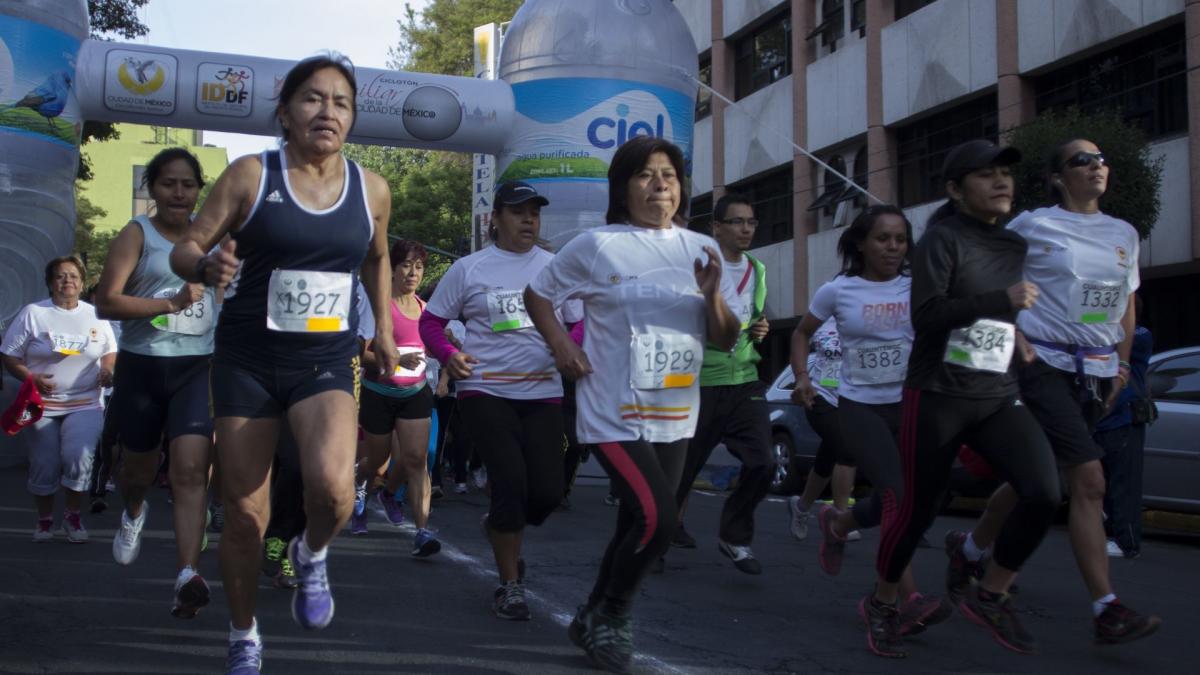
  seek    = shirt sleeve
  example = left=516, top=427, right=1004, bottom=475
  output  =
left=1124, top=223, right=1141, bottom=293
left=99, top=320, right=118, bottom=356
left=425, top=258, right=468, bottom=321
left=807, top=279, right=838, bottom=322
left=910, top=226, right=1012, bottom=333
left=528, top=233, right=594, bottom=306
left=0, top=305, right=34, bottom=357
left=356, top=283, right=376, bottom=340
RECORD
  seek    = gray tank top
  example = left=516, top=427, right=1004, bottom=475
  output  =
left=119, top=215, right=216, bottom=357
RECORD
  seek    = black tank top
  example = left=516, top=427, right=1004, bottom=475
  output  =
left=216, top=149, right=373, bottom=366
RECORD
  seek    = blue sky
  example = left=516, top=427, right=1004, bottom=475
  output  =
left=143, top=0, right=429, bottom=160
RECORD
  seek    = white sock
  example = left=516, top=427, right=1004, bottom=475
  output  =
left=175, top=565, right=197, bottom=590
left=1093, top=593, right=1117, bottom=617
left=963, top=533, right=986, bottom=562
left=295, top=533, right=327, bottom=564
left=229, top=619, right=260, bottom=644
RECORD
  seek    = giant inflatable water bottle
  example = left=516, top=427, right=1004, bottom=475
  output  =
left=497, top=0, right=698, bottom=249
left=0, top=0, right=87, bottom=327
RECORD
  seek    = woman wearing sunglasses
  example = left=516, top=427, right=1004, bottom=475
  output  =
left=952, top=139, right=1161, bottom=646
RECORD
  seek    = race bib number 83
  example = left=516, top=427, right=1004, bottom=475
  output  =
left=630, top=333, right=701, bottom=390
left=151, top=288, right=214, bottom=336
left=267, top=270, right=352, bottom=333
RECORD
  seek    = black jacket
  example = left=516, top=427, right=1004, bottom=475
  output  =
left=904, top=210, right=1027, bottom=398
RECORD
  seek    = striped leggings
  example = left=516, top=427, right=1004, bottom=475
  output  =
left=586, top=439, right=688, bottom=616
left=876, top=389, right=1061, bottom=583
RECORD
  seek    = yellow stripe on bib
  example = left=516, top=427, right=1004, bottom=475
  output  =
left=662, top=373, right=696, bottom=388
left=305, top=317, right=342, bottom=332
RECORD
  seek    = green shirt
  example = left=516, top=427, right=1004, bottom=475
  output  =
left=701, top=253, right=767, bottom=387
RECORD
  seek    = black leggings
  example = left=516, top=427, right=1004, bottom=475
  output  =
left=587, top=439, right=687, bottom=616
left=877, top=389, right=1060, bottom=583
left=459, top=395, right=564, bottom=532
left=805, top=397, right=855, bottom=479
left=837, top=398, right=902, bottom=530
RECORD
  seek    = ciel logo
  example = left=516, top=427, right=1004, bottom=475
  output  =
left=587, top=103, right=665, bottom=150
left=118, top=57, right=166, bottom=95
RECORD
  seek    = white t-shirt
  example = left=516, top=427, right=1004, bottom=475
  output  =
left=530, top=224, right=736, bottom=443
left=1009, top=207, right=1140, bottom=377
left=724, top=257, right=756, bottom=328
left=806, top=316, right=842, bottom=407
left=426, top=245, right=569, bottom=400
left=1, top=299, right=118, bottom=416
left=808, top=274, right=912, bottom=405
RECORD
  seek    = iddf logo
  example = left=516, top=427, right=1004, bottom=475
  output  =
left=586, top=103, right=665, bottom=150
left=196, top=63, right=254, bottom=118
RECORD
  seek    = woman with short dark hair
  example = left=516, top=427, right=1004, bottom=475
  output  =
left=2, top=256, right=116, bottom=545
left=525, top=136, right=739, bottom=672
left=169, top=53, right=398, bottom=673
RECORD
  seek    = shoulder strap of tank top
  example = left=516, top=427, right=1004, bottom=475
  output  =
left=350, top=159, right=374, bottom=240
left=133, top=214, right=167, bottom=254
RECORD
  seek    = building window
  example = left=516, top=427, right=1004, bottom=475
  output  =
left=696, top=55, right=712, bottom=120
left=850, top=0, right=866, bottom=35
left=809, top=155, right=847, bottom=217
left=730, top=166, right=794, bottom=248
left=1034, top=23, right=1186, bottom=141
left=132, top=165, right=151, bottom=218
left=688, top=192, right=713, bottom=234
left=851, top=145, right=868, bottom=207
left=809, top=0, right=845, bottom=50
left=896, top=94, right=998, bottom=207
left=895, top=0, right=938, bottom=21
left=735, top=11, right=792, bottom=100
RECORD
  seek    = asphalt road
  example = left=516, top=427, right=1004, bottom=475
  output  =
left=0, top=460, right=1197, bottom=674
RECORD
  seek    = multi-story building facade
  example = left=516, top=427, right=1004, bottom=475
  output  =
left=79, top=124, right=228, bottom=234
left=675, top=0, right=1198, bottom=376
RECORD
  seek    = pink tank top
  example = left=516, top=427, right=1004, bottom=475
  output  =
left=388, top=296, right=427, bottom=387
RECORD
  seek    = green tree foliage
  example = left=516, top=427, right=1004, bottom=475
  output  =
left=73, top=192, right=118, bottom=289
left=389, top=0, right=523, bottom=74
left=1005, top=107, right=1163, bottom=239
left=351, top=0, right=522, bottom=288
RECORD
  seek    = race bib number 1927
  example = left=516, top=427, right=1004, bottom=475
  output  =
left=267, top=270, right=352, bottom=333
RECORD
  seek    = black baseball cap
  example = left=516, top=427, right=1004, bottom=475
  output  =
left=494, top=180, right=549, bottom=207
left=941, top=139, right=1022, bottom=182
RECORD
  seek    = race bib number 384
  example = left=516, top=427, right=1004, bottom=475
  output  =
left=630, top=333, right=701, bottom=390
left=267, top=270, right=352, bottom=333
left=943, top=319, right=1015, bottom=374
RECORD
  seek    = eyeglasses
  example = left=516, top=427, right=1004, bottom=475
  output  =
left=719, top=217, right=759, bottom=227
left=1064, top=151, right=1106, bottom=169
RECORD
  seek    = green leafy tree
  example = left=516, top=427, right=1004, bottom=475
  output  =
left=347, top=0, right=522, bottom=288
left=389, top=0, right=523, bottom=74
left=1005, top=107, right=1164, bottom=239
left=74, top=192, right=118, bottom=288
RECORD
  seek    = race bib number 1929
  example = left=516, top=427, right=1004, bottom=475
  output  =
left=630, top=333, right=702, bottom=390
left=267, top=270, right=352, bottom=333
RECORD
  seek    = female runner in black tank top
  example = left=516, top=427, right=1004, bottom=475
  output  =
left=170, top=54, right=398, bottom=673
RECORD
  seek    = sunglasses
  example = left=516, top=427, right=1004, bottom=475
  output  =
left=1063, top=151, right=1106, bottom=169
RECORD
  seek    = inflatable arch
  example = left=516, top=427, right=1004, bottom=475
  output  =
left=0, top=0, right=698, bottom=326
